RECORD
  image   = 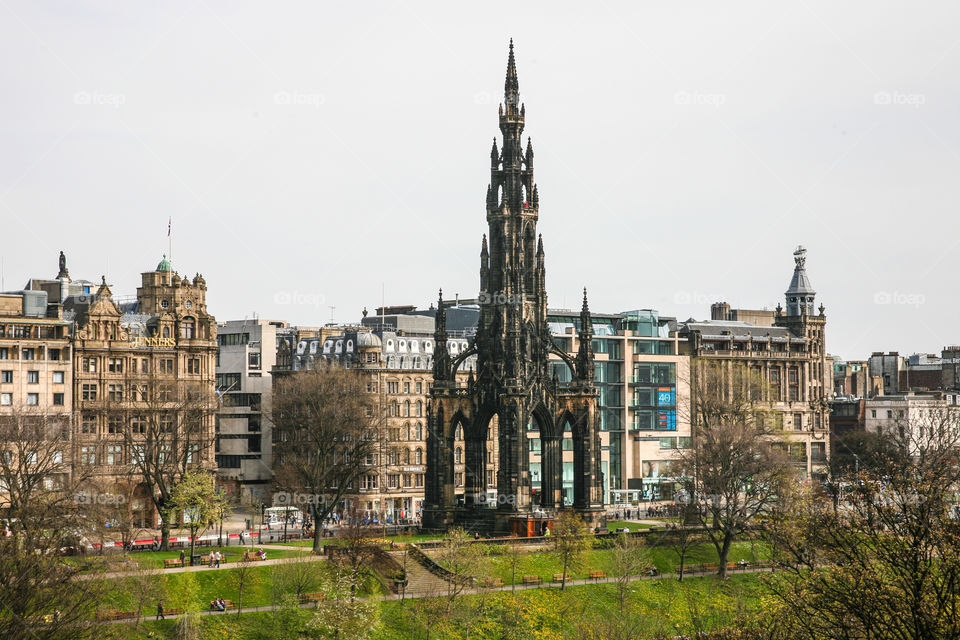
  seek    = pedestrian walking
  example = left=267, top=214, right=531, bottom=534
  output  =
left=215, top=550, right=221, bottom=568
left=156, top=601, right=165, bottom=621
left=179, top=549, right=185, bottom=565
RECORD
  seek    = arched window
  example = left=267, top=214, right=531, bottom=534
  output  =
left=416, top=401, right=423, bottom=417
left=455, top=424, right=463, bottom=441
left=416, top=423, right=423, bottom=441
left=180, top=317, right=195, bottom=339
left=455, top=447, right=462, bottom=464
left=415, top=448, right=423, bottom=465
left=403, top=449, right=410, bottom=464
left=403, top=401, right=410, bottom=417
left=162, top=326, right=171, bottom=338
left=405, top=424, right=411, bottom=441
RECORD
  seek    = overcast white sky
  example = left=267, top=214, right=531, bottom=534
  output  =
left=1, top=1, right=958, bottom=360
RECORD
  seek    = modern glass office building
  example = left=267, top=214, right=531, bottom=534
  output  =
left=544, top=308, right=691, bottom=506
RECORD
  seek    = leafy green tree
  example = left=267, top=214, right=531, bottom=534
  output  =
left=166, top=469, right=218, bottom=565
left=550, top=511, right=591, bottom=590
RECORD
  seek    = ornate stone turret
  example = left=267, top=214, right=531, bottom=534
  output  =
left=785, top=246, right=816, bottom=316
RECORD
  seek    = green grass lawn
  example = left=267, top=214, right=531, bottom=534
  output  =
left=98, top=552, right=391, bottom=615
left=468, top=540, right=770, bottom=584
left=99, top=572, right=770, bottom=640
left=606, top=520, right=655, bottom=531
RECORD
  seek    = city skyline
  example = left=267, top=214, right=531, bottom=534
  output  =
left=3, top=2, right=958, bottom=360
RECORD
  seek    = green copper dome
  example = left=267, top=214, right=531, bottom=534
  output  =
left=156, top=254, right=172, bottom=272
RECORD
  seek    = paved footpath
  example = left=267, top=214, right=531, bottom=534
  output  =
left=82, top=550, right=326, bottom=581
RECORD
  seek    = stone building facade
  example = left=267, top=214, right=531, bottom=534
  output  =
left=272, top=320, right=478, bottom=522
left=679, top=247, right=831, bottom=481
left=61, top=255, right=217, bottom=527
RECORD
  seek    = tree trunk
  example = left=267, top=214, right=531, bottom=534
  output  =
left=189, top=529, right=196, bottom=566
left=717, top=533, right=733, bottom=580
left=312, top=520, right=323, bottom=554
left=236, top=585, right=243, bottom=617
left=561, top=554, right=568, bottom=591
left=160, top=520, right=171, bottom=552
left=678, top=552, right=685, bottom=582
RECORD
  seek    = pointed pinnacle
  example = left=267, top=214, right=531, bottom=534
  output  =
left=581, top=287, right=590, bottom=313
left=481, top=234, right=489, bottom=256
left=536, top=233, right=544, bottom=257
left=505, top=38, right=518, bottom=97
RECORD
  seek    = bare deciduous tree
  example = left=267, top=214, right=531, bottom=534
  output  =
left=117, top=373, right=217, bottom=551
left=610, top=532, right=651, bottom=614
left=765, top=408, right=960, bottom=640
left=272, top=364, right=379, bottom=553
left=0, top=409, right=108, bottom=639
left=675, top=361, right=796, bottom=579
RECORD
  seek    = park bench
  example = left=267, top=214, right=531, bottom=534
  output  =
left=480, top=577, right=504, bottom=587
left=96, top=610, right=118, bottom=621
left=163, top=558, right=183, bottom=568
left=521, top=575, right=542, bottom=585
left=299, top=592, right=326, bottom=603
left=588, top=570, right=607, bottom=580
left=164, top=608, right=183, bottom=616
left=701, top=563, right=719, bottom=572
left=209, top=600, right=236, bottom=611
left=552, top=573, right=569, bottom=582
left=243, top=551, right=264, bottom=561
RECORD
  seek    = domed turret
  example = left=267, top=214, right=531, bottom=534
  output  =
left=156, top=254, right=172, bottom=272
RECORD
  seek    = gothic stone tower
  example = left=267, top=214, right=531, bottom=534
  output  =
left=423, top=41, right=604, bottom=533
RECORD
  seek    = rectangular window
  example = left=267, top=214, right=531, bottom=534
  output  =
left=108, top=416, right=122, bottom=434
left=388, top=474, right=400, bottom=489
left=403, top=382, right=410, bottom=394
left=387, top=381, right=399, bottom=394
left=108, top=384, right=123, bottom=401
left=218, top=333, right=249, bottom=346
left=81, top=414, right=96, bottom=434
left=416, top=474, right=424, bottom=488
left=53, top=393, right=64, bottom=406
left=52, top=371, right=64, bottom=384
left=22, top=348, right=35, bottom=361
left=83, top=357, right=98, bottom=373
left=108, top=358, right=124, bottom=373
left=0, top=393, right=11, bottom=406
left=26, top=393, right=39, bottom=405
left=416, top=382, right=422, bottom=394
left=0, top=348, right=7, bottom=360
left=216, top=373, right=241, bottom=389
left=106, top=445, right=122, bottom=466
left=248, top=352, right=261, bottom=370
left=187, top=358, right=201, bottom=374
left=793, top=413, right=803, bottom=431
left=130, top=416, right=146, bottom=434
left=81, top=446, right=96, bottom=466
left=48, top=348, right=61, bottom=361
left=529, top=438, right=541, bottom=454
left=27, top=371, right=39, bottom=384
left=0, top=371, right=11, bottom=383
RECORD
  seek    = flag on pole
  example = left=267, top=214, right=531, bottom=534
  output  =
left=168, top=217, right=171, bottom=237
